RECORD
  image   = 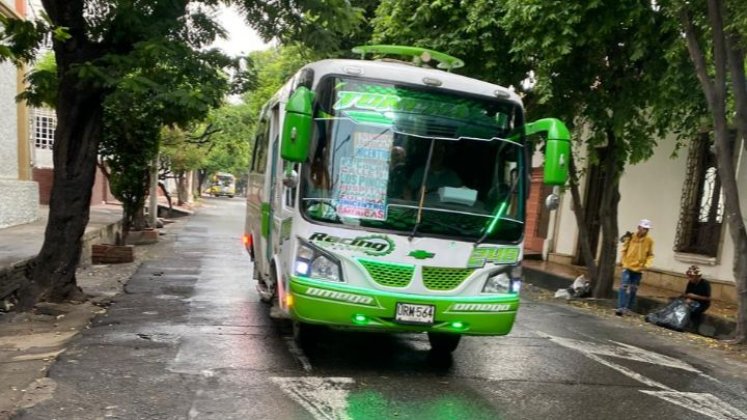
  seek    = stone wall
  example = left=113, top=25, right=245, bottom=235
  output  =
left=0, top=180, right=38, bottom=228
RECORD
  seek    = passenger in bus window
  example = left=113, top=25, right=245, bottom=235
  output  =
left=388, top=146, right=408, bottom=198
left=405, top=142, right=462, bottom=200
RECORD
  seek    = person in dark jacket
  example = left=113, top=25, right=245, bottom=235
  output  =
left=682, top=265, right=711, bottom=326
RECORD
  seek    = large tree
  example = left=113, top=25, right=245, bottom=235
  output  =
left=499, top=1, right=702, bottom=298
left=667, top=0, right=747, bottom=343
left=371, top=1, right=695, bottom=298
left=0, top=0, right=360, bottom=308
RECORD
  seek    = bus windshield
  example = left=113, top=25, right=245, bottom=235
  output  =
left=300, top=77, right=526, bottom=243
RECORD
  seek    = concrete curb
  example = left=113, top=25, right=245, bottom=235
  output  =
left=0, top=212, right=123, bottom=305
left=523, top=265, right=736, bottom=339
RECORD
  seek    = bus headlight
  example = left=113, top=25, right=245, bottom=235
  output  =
left=295, top=240, right=343, bottom=282
left=310, top=254, right=341, bottom=282
left=483, top=266, right=521, bottom=294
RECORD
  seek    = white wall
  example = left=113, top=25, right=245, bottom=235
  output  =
left=0, top=60, right=18, bottom=179
left=550, top=136, right=745, bottom=284
left=0, top=58, right=39, bottom=228
left=33, top=148, right=54, bottom=168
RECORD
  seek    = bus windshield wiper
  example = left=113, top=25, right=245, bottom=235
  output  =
left=474, top=175, right=520, bottom=247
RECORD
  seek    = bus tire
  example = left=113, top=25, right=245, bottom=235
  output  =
left=256, top=263, right=276, bottom=304
left=293, top=321, right=318, bottom=350
left=428, top=332, right=461, bottom=353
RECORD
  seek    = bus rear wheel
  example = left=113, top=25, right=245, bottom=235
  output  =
left=255, top=263, right=275, bottom=304
left=428, top=332, right=461, bottom=353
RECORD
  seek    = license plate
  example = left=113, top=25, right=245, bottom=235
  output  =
left=395, top=303, right=435, bottom=325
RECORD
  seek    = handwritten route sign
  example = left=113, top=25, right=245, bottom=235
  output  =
left=335, top=131, right=392, bottom=221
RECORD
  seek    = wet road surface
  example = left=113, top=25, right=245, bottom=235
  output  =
left=14, top=198, right=747, bottom=419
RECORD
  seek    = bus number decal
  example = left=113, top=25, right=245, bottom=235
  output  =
left=467, top=247, right=520, bottom=268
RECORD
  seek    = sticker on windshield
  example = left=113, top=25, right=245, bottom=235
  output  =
left=334, top=131, right=392, bottom=221
left=467, top=247, right=520, bottom=268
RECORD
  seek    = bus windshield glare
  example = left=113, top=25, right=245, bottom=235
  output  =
left=300, top=77, right=526, bottom=242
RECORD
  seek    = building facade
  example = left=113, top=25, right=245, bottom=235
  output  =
left=544, top=133, right=746, bottom=304
left=0, top=0, right=39, bottom=229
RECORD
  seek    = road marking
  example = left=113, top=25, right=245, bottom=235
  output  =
left=543, top=334, right=701, bottom=373
left=541, top=333, right=747, bottom=419
left=271, top=377, right=355, bottom=420
left=640, top=391, right=747, bottom=420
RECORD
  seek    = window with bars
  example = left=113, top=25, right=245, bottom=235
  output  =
left=674, top=133, right=725, bottom=257
left=33, top=111, right=57, bottom=150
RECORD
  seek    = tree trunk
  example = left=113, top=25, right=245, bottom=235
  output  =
left=158, top=181, right=173, bottom=217
left=681, top=0, right=747, bottom=343
left=197, top=170, right=207, bottom=197
left=724, top=18, right=747, bottom=345
left=19, top=88, right=104, bottom=308
left=176, top=172, right=188, bottom=205
left=592, top=131, right=621, bottom=299
left=568, top=153, right=598, bottom=279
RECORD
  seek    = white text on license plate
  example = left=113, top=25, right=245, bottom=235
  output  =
left=395, top=303, right=435, bottom=324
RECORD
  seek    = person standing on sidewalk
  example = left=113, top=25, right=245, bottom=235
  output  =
left=616, top=219, right=655, bottom=316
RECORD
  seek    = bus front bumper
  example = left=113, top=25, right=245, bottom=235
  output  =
left=289, top=276, right=519, bottom=336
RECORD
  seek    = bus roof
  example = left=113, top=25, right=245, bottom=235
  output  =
left=269, top=59, right=523, bottom=110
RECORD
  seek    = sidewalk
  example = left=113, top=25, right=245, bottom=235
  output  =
left=0, top=204, right=189, bottom=419
left=523, top=259, right=738, bottom=339
left=0, top=205, right=125, bottom=308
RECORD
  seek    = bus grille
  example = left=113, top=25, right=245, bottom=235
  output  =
left=358, top=259, right=414, bottom=288
left=422, top=267, right=475, bottom=291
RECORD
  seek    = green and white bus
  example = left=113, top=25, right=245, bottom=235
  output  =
left=244, top=46, right=569, bottom=353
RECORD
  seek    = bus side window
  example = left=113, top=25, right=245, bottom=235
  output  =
left=251, top=118, right=270, bottom=174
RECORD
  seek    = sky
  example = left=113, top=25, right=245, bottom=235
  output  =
left=211, top=4, right=271, bottom=57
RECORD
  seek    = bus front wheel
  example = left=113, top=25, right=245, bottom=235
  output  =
left=428, top=332, right=461, bottom=353
left=293, top=321, right=319, bottom=349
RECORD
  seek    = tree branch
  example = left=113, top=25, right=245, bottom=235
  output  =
left=679, top=7, right=716, bottom=109
left=187, top=123, right=221, bottom=144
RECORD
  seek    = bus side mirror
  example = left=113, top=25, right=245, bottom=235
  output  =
left=524, top=118, right=571, bottom=186
left=281, top=87, right=314, bottom=162
left=544, top=138, right=570, bottom=185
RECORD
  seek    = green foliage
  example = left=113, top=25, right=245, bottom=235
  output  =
left=160, top=102, right=255, bottom=183
left=235, top=0, right=365, bottom=56
left=91, top=7, right=235, bottom=232
left=243, top=45, right=315, bottom=116
left=500, top=0, right=705, bottom=164
left=160, top=44, right=314, bottom=185
left=19, top=51, right=58, bottom=108
left=0, top=14, right=52, bottom=64
left=202, top=104, right=255, bottom=176
left=371, top=1, right=526, bottom=88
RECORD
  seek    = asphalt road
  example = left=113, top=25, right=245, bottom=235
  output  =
left=14, top=198, right=747, bottom=420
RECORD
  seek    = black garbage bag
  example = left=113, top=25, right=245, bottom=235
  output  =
left=644, top=298, right=693, bottom=332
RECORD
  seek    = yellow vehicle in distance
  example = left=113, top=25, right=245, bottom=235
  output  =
left=208, top=172, right=236, bottom=198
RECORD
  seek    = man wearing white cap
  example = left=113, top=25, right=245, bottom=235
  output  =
left=616, top=219, right=655, bottom=316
